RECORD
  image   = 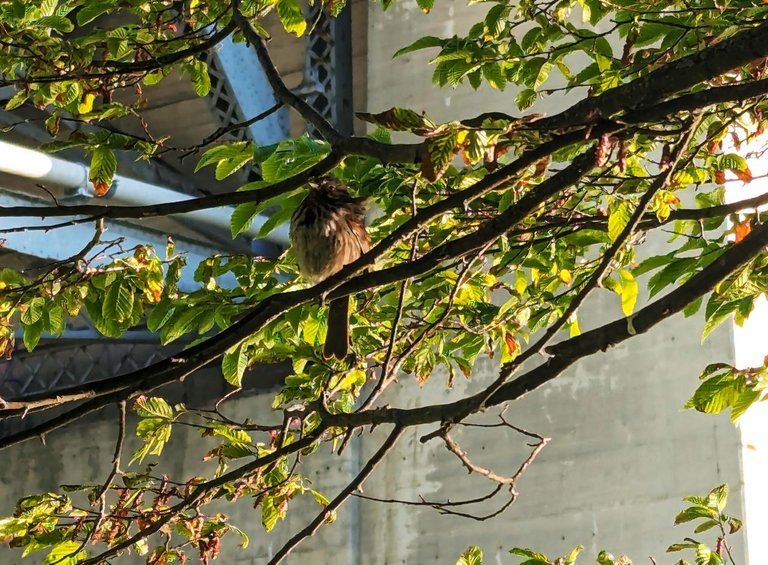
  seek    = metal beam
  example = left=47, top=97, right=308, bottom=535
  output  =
left=0, top=139, right=290, bottom=246
left=214, top=37, right=291, bottom=146
left=0, top=191, right=227, bottom=291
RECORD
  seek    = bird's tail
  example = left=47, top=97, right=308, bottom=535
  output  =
left=324, top=295, right=349, bottom=360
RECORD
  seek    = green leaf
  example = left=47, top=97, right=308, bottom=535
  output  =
left=222, top=344, right=248, bottom=387
left=534, top=61, right=553, bottom=90
left=421, top=131, right=459, bottom=181
left=356, top=107, right=435, bottom=133
left=708, top=483, right=728, bottom=512
left=21, top=297, right=44, bottom=325
left=702, top=296, right=741, bottom=341
left=35, top=15, right=74, bottom=33
left=132, top=418, right=172, bottom=463
left=719, top=153, right=749, bottom=173
left=484, top=4, right=509, bottom=38
left=230, top=524, right=250, bottom=549
left=186, top=60, right=211, bottom=97
left=509, top=547, right=549, bottom=562
left=261, top=496, right=281, bottom=532
left=675, top=506, right=717, bottom=525
left=566, top=545, right=584, bottom=564
left=481, top=63, right=506, bottom=90
left=43, top=541, right=86, bottom=565
left=393, top=36, right=443, bottom=58
left=261, top=137, right=329, bottom=182
left=160, top=307, right=202, bottom=343
left=89, top=146, right=117, bottom=195
left=44, top=305, right=65, bottom=335
left=147, top=301, right=175, bottom=332
left=230, top=202, right=261, bottom=238
left=4, top=90, right=28, bottom=111
left=76, top=0, right=115, bottom=25
left=103, top=280, right=134, bottom=323
left=730, top=388, right=760, bottom=422
left=516, top=88, right=537, bottom=111
left=685, top=372, right=740, bottom=415
left=23, top=321, right=43, bottom=352
left=143, top=71, right=165, bottom=86
left=693, top=519, right=720, bottom=533
left=667, top=542, right=699, bottom=552
left=608, top=200, right=632, bottom=242
left=276, top=0, right=306, bottom=36
left=457, top=546, right=483, bottom=565
left=416, top=0, right=434, bottom=12
left=616, top=269, right=638, bottom=316
left=134, top=396, right=173, bottom=419
left=195, top=142, right=253, bottom=173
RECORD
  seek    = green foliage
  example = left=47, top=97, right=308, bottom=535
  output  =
left=457, top=546, right=484, bottom=565
left=498, top=485, right=739, bottom=565
left=686, top=361, right=767, bottom=422
left=0, top=0, right=767, bottom=562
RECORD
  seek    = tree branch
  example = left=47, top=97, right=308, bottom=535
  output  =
left=267, top=425, right=404, bottom=564
left=231, top=1, right=424, bottom=165
left=535, top=20, right=768, bottom=130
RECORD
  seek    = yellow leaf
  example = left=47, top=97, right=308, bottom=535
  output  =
left=78, top=92, right=95, bottom=114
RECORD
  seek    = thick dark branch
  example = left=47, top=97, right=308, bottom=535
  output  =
left=672, top=193, right=768, bottom=221
left=325, top=217, right=768, bottom=430
left=624, top=78, right=768, bottom=123
left=0, top=132, right=606, bottom=421
left=535, top=20, right=768, bottom=129
left=0, top=390, right=133, bottom=451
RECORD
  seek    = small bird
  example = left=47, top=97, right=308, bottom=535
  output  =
left=290, top=176, right=370, bottom=359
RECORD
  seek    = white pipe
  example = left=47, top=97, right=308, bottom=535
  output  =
left=0, top=140, right=88, bottom=188
left=0, top=139, right=290, bottom=245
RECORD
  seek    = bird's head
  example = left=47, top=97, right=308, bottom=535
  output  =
left=307, top=175, right=349, bottom=197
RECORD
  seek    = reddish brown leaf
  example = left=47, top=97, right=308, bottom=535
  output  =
left=596, top=134, right=612, bottom=166
left=532, top=156, right=550, bottom=177
left=504, top=333, right=519, bottom=357
left=732, top=166, right=753, bottom=183
left=714, top=170, right=726, bottom=184
left=92, top=179, right=110, bottom=197
left=0, top=335, right=13, bottom=360
left=618, top=141, right=627, bottom=172
left=735, top=219, right=751, bottom=243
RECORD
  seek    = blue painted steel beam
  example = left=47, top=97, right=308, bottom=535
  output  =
left=0, top=191, right=227, bottom=291
left=215, top=37, right=290, bottom=146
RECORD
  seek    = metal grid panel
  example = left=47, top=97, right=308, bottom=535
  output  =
left=201, top=51, right=250, bottom=142
left=304, top=7, right=353, bottom=133
left=305, top=9, right=336, bottom=123
left=0, top=341, right=168, bottom=399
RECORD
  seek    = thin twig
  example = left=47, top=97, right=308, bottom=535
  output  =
left=267, top=426, right=404, bottom=564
